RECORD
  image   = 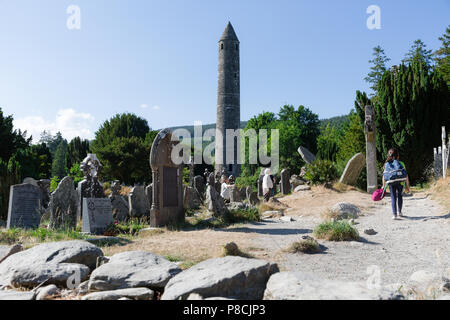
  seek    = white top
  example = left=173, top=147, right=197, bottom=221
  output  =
left=221, top=182, right=231, bottom=200
left=262, top=174, right=273, bottom=194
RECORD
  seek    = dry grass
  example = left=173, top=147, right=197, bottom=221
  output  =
left=120, top=186, right=132, bottom=196
left=427, top=176, right=450, bottom=212
left=332, top=182, right=358, bottom=193
left=101, top=227, right=266, bottom=268
left=258, top=198, right=288, bottom=214
left=277, top=185, right=372, bottom=218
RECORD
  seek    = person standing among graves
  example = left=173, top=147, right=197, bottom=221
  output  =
left=263, top=168, right=274, bottom=202
left=220, top=175, right=231, bottom=202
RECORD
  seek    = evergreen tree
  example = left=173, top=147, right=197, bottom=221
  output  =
left=403, top=39, right=433, bottom=66
left=51, top=140, right=68, bottom=179
left=66, top=137, right=90, bottom=170
left=364, top=46, right=391, bottom=95
left=434, top=25, right=450, bottom=86
left=39, top=131, right=64, bottom=157
left=354, top=90, right=371, bottom=124
left=375, top=60, right=449, bottom=183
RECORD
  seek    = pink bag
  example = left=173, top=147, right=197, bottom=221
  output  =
left=372, top=187, right=386, bottom=201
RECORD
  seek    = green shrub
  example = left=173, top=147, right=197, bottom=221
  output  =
left=286, top=239, right=321, bottom=254
left=224, top=207, right=260, bottom=224
left=313, top=220, right=359, bottom=241
left=304, top=160, right=338, bottom=185
left=50, top=176, right=60, bottom=192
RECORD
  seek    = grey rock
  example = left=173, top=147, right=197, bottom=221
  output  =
left=409, top=270, right=439, bottom=283
left=264, top=272, right=403, bottom=300
left=36, top=284, right=59, bottom=300
left=49, top=176, right=79, bottom=230
left=294, top=185, right=311, bottom=192
left=289, top=175, right=305, bottom=189
left=330, top=202, right=361, bottom=219
left=88, top=251, right=182, bottom=291
left=9, top=263, right=90, bottom=288
left=339, top=153, right=366, bottom=186
left=23, top=177, right=38, bottom=186
left=0, top=290, right=35, bottom=300
left=76, top=280, right=90, bottom=295
left=0, top=240, right=103, bottom=286
left=128, top=186, right=150, bottom=218
left=161, top=256, right=279, bottom=300
left=0, top=244, right=23, bottom=263
left=297, top=146, right=316, bottom=164
left=82, top=287, right=154, bottom=300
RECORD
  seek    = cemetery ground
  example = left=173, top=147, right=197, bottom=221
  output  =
left=0, top=178, right=449, bottom=300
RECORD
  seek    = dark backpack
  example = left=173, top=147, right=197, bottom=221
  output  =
left=383, top=160, right=407, bottom=181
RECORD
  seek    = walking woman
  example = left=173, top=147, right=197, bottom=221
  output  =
left=263, top=168, right=274, bottom=202
left=382, top=148, right=410, bottom=220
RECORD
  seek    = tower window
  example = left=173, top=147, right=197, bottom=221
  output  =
left=235, top=44, right=238, bottom=50
left=221, top=43, right=224, bottom=50
left=234, top=72, right=237, bottom=79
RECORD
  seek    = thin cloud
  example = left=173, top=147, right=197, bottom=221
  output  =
left=14, top=108, right=95, bottom=142
left=140, top=104, right=149, bottom=109
left=152, top=105, right=160, bottom=110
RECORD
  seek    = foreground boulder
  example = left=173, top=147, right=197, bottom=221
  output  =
left=82, top=288, right=154, bottom=300
left=88, top=251, right=182, bottom=291
left=9, top=263, right=90, bottom=288
left=161, top=256, right=279, bottom=300
left=0, top=244, right=23, bottom=263
left=264, top=272, right=403, bottom=300
left=0, top=241, right=103, bottom=286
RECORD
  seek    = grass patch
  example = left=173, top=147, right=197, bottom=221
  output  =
left=224, top=207, right=260, bottom=224
left=221, top=242, right=253, bottom=258
left=285, top=238, right=321, bottom=254
left=0, top=227, right=89, bottom=245
left=313, top=220, right=359, bottom=241
left=104, top=218, right=148, bottom=236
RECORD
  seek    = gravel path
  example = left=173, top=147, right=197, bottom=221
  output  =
left=246, top=192, right=450, bottom=286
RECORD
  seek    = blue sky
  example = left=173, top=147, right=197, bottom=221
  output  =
left=0, top=0, right=448, bottom=142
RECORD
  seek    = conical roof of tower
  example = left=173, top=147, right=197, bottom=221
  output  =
left=219, top=22, right=239, bottom=41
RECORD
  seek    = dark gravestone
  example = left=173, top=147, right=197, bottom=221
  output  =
left=193, top=175, right=205, bottom=195
left=49, top=176, right=78, bottom=230
left=258, top=175, right=264, bottom=197
left=280, top=169, right=291, bottom=195
left=149, top=129, right=184, bottom=227
left=82, top=198, right=113, bottom=235
left=7, top=184, right=41, bottom=229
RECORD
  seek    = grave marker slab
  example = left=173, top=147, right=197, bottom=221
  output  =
left=7, top=184, right=41, bottom=229
left=82, top=198, right=113, bottom=235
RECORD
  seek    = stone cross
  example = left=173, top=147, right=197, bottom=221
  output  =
left=364, top=105, right=377, bottom=193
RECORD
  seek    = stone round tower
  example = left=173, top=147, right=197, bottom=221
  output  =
left=215, top=22, right=241, bottom=177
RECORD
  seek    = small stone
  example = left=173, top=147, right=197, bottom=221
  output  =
left=82, top=288, right=154, bottom=300
left=364, top=228, right=377, bottom=235
left=36, top=284, right=59, bottom=300
left=294, top=185, right=311, bottom=192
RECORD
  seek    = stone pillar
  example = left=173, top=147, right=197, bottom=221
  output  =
left=364, top=105, right=377, bottom=193
left=280, top=169, right=290, bottom=195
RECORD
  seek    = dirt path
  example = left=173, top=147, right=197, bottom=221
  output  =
left=238, top=188, right=450, bottom=287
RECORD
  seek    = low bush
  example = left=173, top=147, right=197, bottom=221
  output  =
left=313, top=220, right=359, bottom=241
left=304, top=160, right=338, bottom=185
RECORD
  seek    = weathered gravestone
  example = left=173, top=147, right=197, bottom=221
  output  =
left=339, top=153, right=366, bottom=186
left=37, top=179, right=51, bottom=212
left=82, top=198, right=113, bottom=235
left=7, top=184, right=41, bottom=229
left=77, top=154, right=105, bottom=221
left=109, top=181, right=129, bottom=222
left=229, top=185, right=241, bottom=202
left=49, top=176, right=78, bottom=230
left=183, top=186, right=202, bottom=210
left=364, top=106, right=377, bottom=193
left=149, top=129, right=184, bottom=227
left=246, top=186, right=259, bottom=206
left=22, top=177, right=38, bottom=186
left=193, top=175, right=205, bottom=195
left=280, top=169, right=290, bottom=195
left=258, top=175, right=264, bottom=197
left=297, top=146, right=316, bottom=164
left=128, top=186, right=150, bottom=218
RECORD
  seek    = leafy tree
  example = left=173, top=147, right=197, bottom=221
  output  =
left=66, top=137, right=90, bottom=170
left=316, top=124, right=340, bottom=162
left=434, top=25, right=450, bottom=86
left=0, top=108, right=30, bottom=161
left=51, top=140, right=68, bottom=179
left=336, top=111, right=366, bottom=165
left=402, top=39, right=433, bottom=66
left=90, top=113, right=154, bottom=185
left=69, top=163, right=84, bottom=187
left=375, top=59, right=449, bottom=183
left=365, top=46, right=391, bottom=95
